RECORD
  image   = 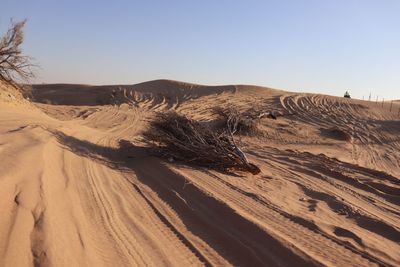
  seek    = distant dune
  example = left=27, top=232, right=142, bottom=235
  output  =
left=1, top=79, right=399, bottom=266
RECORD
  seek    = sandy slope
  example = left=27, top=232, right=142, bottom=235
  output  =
left=1, top=80, right=399, bottom=267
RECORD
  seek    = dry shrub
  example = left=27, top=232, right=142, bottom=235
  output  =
left=0, top=19, right=35, bottom=83
left=144, top=112, right=260, bottom=174
left=214, top=106, right=260, bottom=135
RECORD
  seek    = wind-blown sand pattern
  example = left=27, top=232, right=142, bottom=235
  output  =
left=1, top=80, right=399, bottom=266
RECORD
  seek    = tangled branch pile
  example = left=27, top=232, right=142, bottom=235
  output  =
left=144, top=112, right=260, bottom=174
left=0, top=19, right=35, bottom=82
left=214, top=106, right=260, bottom=135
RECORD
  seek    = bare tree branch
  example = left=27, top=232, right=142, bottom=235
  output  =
left=144, top=112, right=261, bottom=174
left=0, top=19, right=36, bottom=83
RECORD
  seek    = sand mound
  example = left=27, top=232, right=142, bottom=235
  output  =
left=0, top=80, right=399, bottom=267
left=0, top=81, right=26, bottom=105
left=31, top=79, right=238, bottom=109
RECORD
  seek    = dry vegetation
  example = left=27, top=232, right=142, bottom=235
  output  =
left=0, top=19, right=35, bottom=83
left=214, top=106, right=260, bottom=135
left=214, top=105, right=279, bottom=136
left=144, top=111, right=261, bottom=174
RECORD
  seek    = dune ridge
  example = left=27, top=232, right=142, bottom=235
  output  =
left=1, top=79, right=399, bottom=266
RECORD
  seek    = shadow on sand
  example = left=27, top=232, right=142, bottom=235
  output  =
left=52, top=131, right=316, bottom=267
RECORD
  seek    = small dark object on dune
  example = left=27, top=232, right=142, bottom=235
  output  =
left=265, top=112, right=277, bottom=120
left=144, top=112, right=260, bottom=174
left=257, top=111, right=278, bottom=120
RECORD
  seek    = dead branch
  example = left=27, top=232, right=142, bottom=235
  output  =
left=0, top=19, right=35, bottom=83
left=144, top=112, right=260, bottom=174
left=214, top=106, right=261, bottom=135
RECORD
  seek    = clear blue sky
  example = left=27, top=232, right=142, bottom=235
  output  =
left=1, top=0, right=399, bottom=100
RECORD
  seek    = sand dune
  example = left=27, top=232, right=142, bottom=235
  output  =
left=1, top=80, right=399, bottom=266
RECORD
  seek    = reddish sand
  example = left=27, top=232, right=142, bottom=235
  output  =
left=1, top=80, right=399, bottom=266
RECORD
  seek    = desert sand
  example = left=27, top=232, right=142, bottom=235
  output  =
left=0, top=79, right=399, bottom=267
